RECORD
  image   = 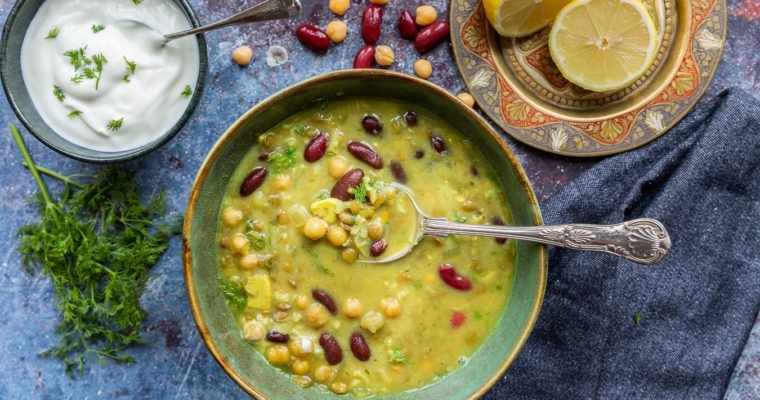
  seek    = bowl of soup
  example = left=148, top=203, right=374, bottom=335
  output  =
left=0, top=0, right=207, bottom=163
left=183, top=69, right=546, bottom=398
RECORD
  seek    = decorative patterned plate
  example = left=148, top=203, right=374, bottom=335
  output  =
left=450, top=0, right=727, bottom=156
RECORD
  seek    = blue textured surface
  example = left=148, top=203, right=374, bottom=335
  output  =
left=0, top=0, right=758, bottom=398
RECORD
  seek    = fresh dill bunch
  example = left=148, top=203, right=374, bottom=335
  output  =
left=10, top=126, right=181, bottom=378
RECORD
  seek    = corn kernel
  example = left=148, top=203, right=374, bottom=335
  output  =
left=326, top=20, right=347, bottom=43
left=414, top=59, right=433, bottom=79
left=415, top=5, right=437, bottom=26
left=328, top=0, right=350, bottom=15
left=457, top=92, right=475, bottom=107
left=374, top=45, right=395, bottom=67
left=232, top=45, right=253, bottom=66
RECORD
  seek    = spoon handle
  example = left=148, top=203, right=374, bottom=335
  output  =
left=165, top=0, right=301, bottom=41
left=423, top=217, right=671, bottom=265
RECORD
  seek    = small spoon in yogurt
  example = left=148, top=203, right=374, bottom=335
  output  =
left=362, top=183, right=671, bottom=265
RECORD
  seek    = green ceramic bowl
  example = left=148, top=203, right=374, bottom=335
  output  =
left=183, top=69, right=547, bottom=399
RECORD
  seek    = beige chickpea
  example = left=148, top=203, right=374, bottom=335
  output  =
left=232, top=45, right=253, bottom=66
left=243, top=320, right=265, bottom=342
left=457, top=92, right=475, bottom=107
left=326, top=20, right=347, bottom=43
left=295, top=294, right=310, bottom=310
left=415, top=5, right=437, bottom=26
left=328, top=0, right=349, bottom=15
left=313, top=365, right=335, bottom=383
left=414, top=59, right=433, bottom=79
left=274, top=174, right=292, bottom=191
left=230, top=234, right=250, bottom=254
left=292, top=359, right=310, bottom=375
left=330, top=381, right=349, bottom=394
left=305, top=303, right=329, bottom=328
left=379, top=296, right=401, bottom=318
left=290, top=336, right=314, bottom=357
left=327, top=226, right=349, bottom=246
left=360, top=310, right=385, bottom=333
left=303, top=217, right=329, bottom=240
left=266, top=344, right=291, bottom=364
left=328, top=157, right=349, bottom=178
left=374, top=45, right=395, bottom=67
left=239, top=254, right=259, bottom=270
left=367, top=219, right=383, bottom=240
left=342, top=298, right=363, bottom=318
left=221, top=207, right=244, bottom=227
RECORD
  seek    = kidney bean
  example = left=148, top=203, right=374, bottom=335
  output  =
left=361, top=115, right=383, bottom=135
left=266, top=331, right=290, bottom=343
left=390, top=161, right=408, bottom=183
left=430, top=136, right=448, bottom=154
left=414, top=21, right=450, bottom=53
left=304, top=132, right=328, bottom=162
left=438, top=263, right=472, bottom=291
left=331, top=168, right=365, bottom=200
left=492, top=216, right=507, bottom=244
left=347, top=141, right=383, bottom=169
left=414, top=150, right=425, bottom=159
left=319, top=333, right=343, bottom=365
left=403, top=111, right=418, bottom=126
left=397, top=10, right=418, bottom=39
left=370, top=239, right=387, bottom=256
left=258, top=152, right=271, bottom=161
left=353, top=45, right=375, bottom=68
left=312, top=288, right=338, bottom=315
left=450, top=311, right=466, bottom=328
left=350, top=332, right=371, bottom=361
left=361, top=5, right=383, bottom=45
left=239, top=166, right=268, bottom=196
left=296, top=25, right=330, bottom=54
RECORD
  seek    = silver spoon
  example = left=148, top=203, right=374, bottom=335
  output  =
left=364, top=183, right=671, bottom=265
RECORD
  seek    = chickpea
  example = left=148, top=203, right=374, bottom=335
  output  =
left=326, top=20, right=347, bottom=43
left=274, top=174, right=292, bottom=191
left=266, top=344, right=291, bottom=364
left=293, top=375, right=312, bottom=388
left=360, top=310, right=385, bottom=333
left=230, top=234, right=250, bottom=254
left=292, top=359, right=310, bottom=375
left=239, top=254, right=259, bottom=270
left=415, top=5, right=438, bottom=26
left=303, top=217, right=329, bottom=240
left=295, top=294, right=310, bottom=310
left=342, top=298, right=363, bottom=318
left=379, top=296, right=401, bottom=318
left=341, top=248, right=358, bottom=263
left=328, top=0, right=349, bottom=15
left=290, top=337, right=314, bottom=357
left=327, top=226, right=349, bottom=246
left=313, top=365, right=335, bottom=383
left=305, top=303, right=329, bottom=328
left=457, top=92, right=475, bottom=107
left=232, top=45, right=253, bottom=66
left=221, top=207, right=244, bottom=227
left=367, top=220, right=383, bottom=240
left=328, top=157, right=350, bottom=178
left=330, top=381, right=349, bottom=394
left=243, top=320, right=265, bottom=342
left=374, top=45, right=395, bottom=67
left=414, top=59, right=433, bottom=79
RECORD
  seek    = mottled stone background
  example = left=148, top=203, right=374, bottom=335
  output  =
left=0, top=0, right=757, bottom=398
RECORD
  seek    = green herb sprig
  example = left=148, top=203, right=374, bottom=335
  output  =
left=181, top=85, right=193, bottom=99
left=268, top=145, right=297, bottom=173
left=107, top=117, right=123, bottom=131
left=219, top=279, right=246, bottom=311
left=45, top=28, right=59, bottom=39
left=91, top=24, right=105, bottom=34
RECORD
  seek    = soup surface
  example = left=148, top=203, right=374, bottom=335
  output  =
left=216, top=97, right=516, bottom=397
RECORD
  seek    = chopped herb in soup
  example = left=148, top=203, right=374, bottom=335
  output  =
left=216, top=97, right=516, bottom=396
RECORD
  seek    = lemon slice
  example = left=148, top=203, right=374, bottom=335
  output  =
left=483, top=0, right=572, bottom=37
left=548, top=0, right=658, bottom=92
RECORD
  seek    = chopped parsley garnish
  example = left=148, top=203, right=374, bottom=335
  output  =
left=353, top=180, right=368, bottom=202
left=67, top=110, right=82, bottom=118
left=389, top=349, right=407, bottom=363
left=293, top=125, right=306, bottom=136
left=64, top=47, right=89, bottom=71
left=91, top=24, right=105, bottom=34
left=64, top=47, right=106, bottom=90
left=107, top=117, right=124, bottom=131
left=181, top=85, right=193, bottom=99
left=473, top=310, right=483, bottom=320
left=90, top=53, right=107, bottom=90
left=219, top=279, right=246, bottom=311
left=45, top=28, right=59, bottom=39
left=268, top=146, right=297, bottom=173
left=53, top=85, right=65, bottom=102
left=123, top=57, right=137, bottom=74
left=132, top=0, right=142, bottom=4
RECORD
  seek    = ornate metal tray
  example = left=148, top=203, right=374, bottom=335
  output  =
left=450, top=0, right=727, bottom=156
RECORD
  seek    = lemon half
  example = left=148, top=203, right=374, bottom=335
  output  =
left=548, top=0, right=658, bottom=92
left=484, top=0, right=572, bottom=38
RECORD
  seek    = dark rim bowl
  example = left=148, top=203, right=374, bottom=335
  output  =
left=183, top=69, right=547, bottom=399
left=0, top=0, right=208, bottom=163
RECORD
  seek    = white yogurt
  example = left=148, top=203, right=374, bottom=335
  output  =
left=20, top=0, right=200, bottom=152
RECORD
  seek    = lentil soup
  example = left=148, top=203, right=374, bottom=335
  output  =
left=216, top=97, right=516, bottom=397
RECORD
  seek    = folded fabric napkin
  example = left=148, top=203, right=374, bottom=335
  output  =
left=484, top=89, right=760, bottom=399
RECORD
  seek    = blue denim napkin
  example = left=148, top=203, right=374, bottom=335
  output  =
left=485, top=89, right=760, bottom=399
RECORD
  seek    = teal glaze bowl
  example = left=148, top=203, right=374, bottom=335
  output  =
left=0, top=0, right=207, bottom=163
left=183, top=69, right=547, bottom=399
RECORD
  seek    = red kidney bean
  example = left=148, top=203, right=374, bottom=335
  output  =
left=331, top=168, right=365, bottom=200
left=304, top=132, right=328, bottom=162
left=397, top=10, right=418, bottom=39
left=450, top=311, right=466, bottom=328
left=438, top=263, right=472, bottom=291
left=414, top=150, right=425, bottom=159
left=347, top=141, right=383, bottom=169
left=319, top=333, right=343, bottom=365
left=390, top=161, right=408, bottom=183
left=258, top=152, right=271, bottom=161
left=312, top=288, right=338, bottom=315
left=361, top=5, right=383, bottom=45
left=414, top=21, right=450, bottom=53
left=492, top=216, right=507, bottom=244
left=353, top=45, right=375, bottom=69
left=296, top=25, right=330, bottom=54
left=350, top=332, right=371, bottom=361
left=239, top=166, right=268, bottom=196
left=370, top=239, right=387, bottom=256
left=266, top=331, right=290, bottom=343
left=361, top=115, right=383, bottom=135
left=430, top=136, right=448, bottom=154
left=403, top=111, right=418, bottom=126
